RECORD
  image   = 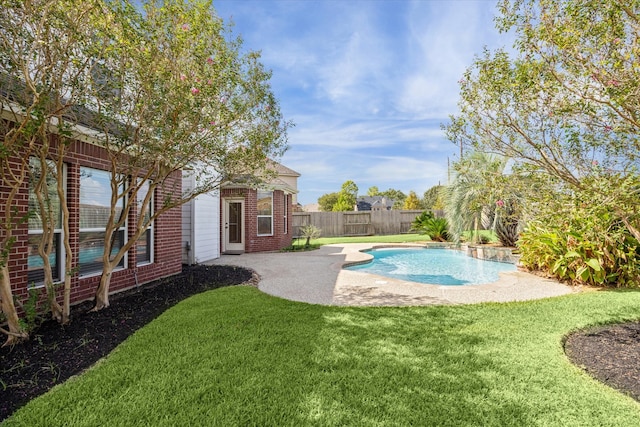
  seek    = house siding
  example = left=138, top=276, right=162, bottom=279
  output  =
left=2, top=132, right=182, bottom=310
left=181, top=172, right=195, bottom=264
left=192, top=190, right=220, bottom=262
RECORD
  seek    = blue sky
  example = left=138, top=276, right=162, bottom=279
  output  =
left=213, top=0, right=511, bottom=206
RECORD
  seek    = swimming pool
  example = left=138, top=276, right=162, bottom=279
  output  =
left=345, top=247, right=516, bottom=286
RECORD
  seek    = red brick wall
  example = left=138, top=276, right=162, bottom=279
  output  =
left=1, top=153, right=32, bottom=305
left=1, top=134, right=182, bottom=310
left=220, top=187, right=293, bottom=253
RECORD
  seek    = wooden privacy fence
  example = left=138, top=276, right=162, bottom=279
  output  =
left=292, top=210, right=424, bottom=237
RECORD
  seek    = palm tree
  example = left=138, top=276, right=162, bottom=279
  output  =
left=444, top=151, right=518, bottom=244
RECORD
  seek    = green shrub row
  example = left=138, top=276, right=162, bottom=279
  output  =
left=519, top=205, right=640, bottom=287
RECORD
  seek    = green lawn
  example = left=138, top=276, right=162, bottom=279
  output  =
left=313, top=233, right=430, bottom=245
left=6, top=287, right=640, bottom=426
left=286, top=233, right=429, bottom=251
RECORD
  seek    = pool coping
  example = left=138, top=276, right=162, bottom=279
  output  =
left=207, top=243, right=578, bottom=306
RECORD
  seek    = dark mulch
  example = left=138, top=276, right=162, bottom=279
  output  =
left=564, top=321, right=640, bottom=402
left=0, top=264, right=256, bottom=421
left=1, top=265, right=638, bottom=421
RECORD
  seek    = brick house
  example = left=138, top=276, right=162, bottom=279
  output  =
left=219, top=161, right=300, bottom=254
left=1, top=123, right=182, bottom=309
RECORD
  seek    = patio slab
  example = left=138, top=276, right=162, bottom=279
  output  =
left=206, top=243, right=577, bottom=306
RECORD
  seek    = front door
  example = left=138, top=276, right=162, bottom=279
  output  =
left=223, top=199, right=244, bottom=253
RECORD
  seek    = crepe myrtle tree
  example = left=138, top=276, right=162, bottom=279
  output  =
left=0, top=118, right=31, bottom=345
left=445, top=0, right=640, bottom=242
left=0, top=0, right=113, bottom=342
left=88, top=0, right=289, bottom=310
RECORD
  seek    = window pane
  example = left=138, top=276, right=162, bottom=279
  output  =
left=78, top=230, right=124, bottom=276
left=257, top=191, right=272, bottom=215
left=137, top=180, right=152, bottom=225
left=80, top=168, right=122, bottom=227
left=258, top=217, right=272, bottom=235
left=27, top=233, right=60, bottom=284
left=136, top=229, right=151, bottom=264
left=29, top=158, right=61, bottom=230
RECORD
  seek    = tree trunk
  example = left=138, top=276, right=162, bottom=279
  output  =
left=59, top=162, right=72, bottom=325
left=61, top=272, right=71, bottom=325
left=38, top=235, right=62, bottom=322
left=91, top=265, right=113, bottom=311
left=617, top=211, right=640, bottom=243
left=0, top=264, right=28, bottom=346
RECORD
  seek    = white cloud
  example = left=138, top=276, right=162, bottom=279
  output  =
left=359, top=155, right=447, bottom=183
left=396, top=0, right=505, bottom=118
left=213, top=0, right=506, bottom=204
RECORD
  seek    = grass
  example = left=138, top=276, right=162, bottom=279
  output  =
left=313, top=233, right=430, bottom=245
left=5, top=287, right=640, bottom=426
left=285, top=232, right=500, bottom=251
left=283, top=233, right=429, bottom=251
left=462, top=229, right=499, bottom=243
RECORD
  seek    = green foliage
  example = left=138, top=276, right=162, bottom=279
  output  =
left=366, top=186, right=380, bottom=196
left=332, top=193, right=354, bottom=211
left=332, top=180, right=358, bottom=211
left=445, top=152, right=508, bottom=243
left=422, top=185, right=445, bottom=211
left=411, top=211, right=450, bottom=242
left=518, top=186, right=640, bottom=287
left=412, top=210, right=434, bottom=226
left=494, top=199, right=520, bottom=247
left=446, top=0, right=640, bottom=249
left=317, top=192, right=339, bottom=212
left=19, top=286, right=44, bottom=333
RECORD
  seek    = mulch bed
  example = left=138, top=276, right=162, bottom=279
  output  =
left=0, top=264, right=256, bottom=421
left=1, top=264, right=638, bottom=421
left=564, top=322, right=640, bottom=402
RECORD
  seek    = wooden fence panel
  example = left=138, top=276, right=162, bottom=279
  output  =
left=292, top=213, right=311, bottom=237
left=343, top=212, right=372, bottom=236
left=292, top=210, right=424, bottom=237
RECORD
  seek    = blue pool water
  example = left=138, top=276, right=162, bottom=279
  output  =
left=345, top=248, right=516, bottom=286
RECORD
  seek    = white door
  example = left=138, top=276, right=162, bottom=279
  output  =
left=223, top=199, right=244, bottom=253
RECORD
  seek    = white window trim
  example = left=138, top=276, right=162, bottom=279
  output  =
left=78, top=167, right=127, bottom=278
left=136, top=182, right=154, bottom=266
left=283, top=193, right=288, bottom=235
left=257, top=190, right=274, bottom=237
left=27, top=161, right=66, bottom=288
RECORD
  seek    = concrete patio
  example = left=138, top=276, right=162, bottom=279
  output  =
left=207, top=243, right=577, bottom=306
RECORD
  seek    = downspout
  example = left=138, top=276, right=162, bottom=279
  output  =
left=190, top=196, right=196, bottom=265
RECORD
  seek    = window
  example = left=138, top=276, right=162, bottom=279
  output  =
left=27, top=158, right=62, bottom=285
left=136, top=180, right=153, bottom=265
left=257, top=190, right=273, bottom=236
left=283, top=193, right=288, bottom=234
left=79, top=167, right=125, bottom=276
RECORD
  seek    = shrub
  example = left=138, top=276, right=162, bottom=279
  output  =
left=299, top=224, right=321, bottom=247
left=518, top=206, right=640, bottom=287
left=412, top=212, right=450, bottom=242
left=410, top=211, right=434, bottom=231
left=494, top=200, right=520, bottom=247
